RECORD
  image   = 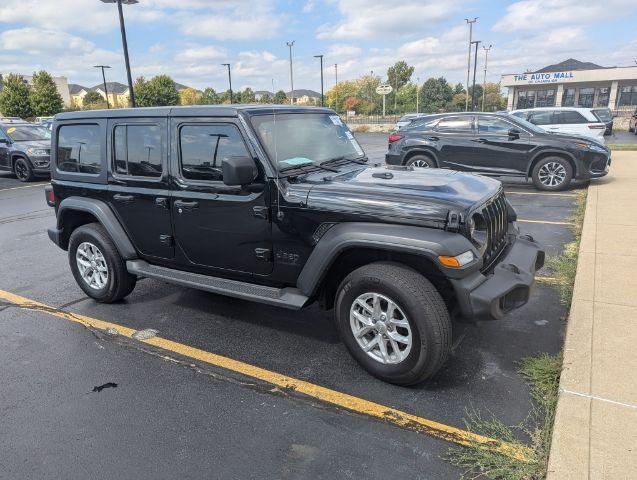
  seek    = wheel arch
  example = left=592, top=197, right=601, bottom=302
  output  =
left=402, top=148, right=439, bottom=167
left=527, top=150, right=577, bottom=179
left=11, top=153, right=31, bottom=168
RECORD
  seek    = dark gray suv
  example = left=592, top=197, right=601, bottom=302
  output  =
left=0, top=122, right=52, bottom=182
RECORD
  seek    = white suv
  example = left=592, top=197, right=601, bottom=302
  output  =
left=509, top=107, right=606, bottom=144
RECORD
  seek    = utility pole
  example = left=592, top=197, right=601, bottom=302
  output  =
left=314, top=54, right=324, bottom=106
left=94, top=65, right=111, bottom=108
left=464, top=17, right=478, bottom=111
left=100, top=0, right=138, bottom=107
left=334, top=63, right=338, bottom=112
left=221, top=63, right=232, bottom=103
left=393, top=71, right=398, bottom=116
left=416, top=76, right=420, bottom=113
left=369, top=70, right=374, bottom=117
left=482, top=45, right=492, bottom=111
left=286, top=41, right=295, bottom=105
left=471, top=40, right=481, bottom=111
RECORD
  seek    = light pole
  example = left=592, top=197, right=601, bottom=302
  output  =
left=334, top=63, right=338, bottom=112
left=314, top=54, right=324, bottom=107
left=286, top=41, right=295, bottom=105
left=470, top=40, right=481, bottom=111
left=100, top=0, right=137, bottom=107
left=464, top=17, right=478, bottom=111
left=416, top=76, right=420, bottom=113
left=369, top=70, right=374, bottom=117
left=482, top=45, right=492, bottom=111
left=221, top=63, right=232, bottom=103
left=94, top=65, right=111, bottom=108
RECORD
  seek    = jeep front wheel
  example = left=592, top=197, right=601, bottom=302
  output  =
left=335, top=262, right=451, bottom=385
left=68, top=223, right=137, bottom=303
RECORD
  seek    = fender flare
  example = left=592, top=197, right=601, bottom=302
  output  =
left=403, top=145, right=440, bottom=166
left=296, top=222, right=476, bottom=297
left=56, top=197, right=137, bottom=259
left=526, top=149, right=578, bottom=178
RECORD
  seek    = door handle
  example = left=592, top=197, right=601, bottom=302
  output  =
left=473, top=138, right=489, bottom=143
left=174, top=200, right=199, bottom=213
left=155, top=197, right=169, bottom=209
left=113, top=194, right=134, bottom=203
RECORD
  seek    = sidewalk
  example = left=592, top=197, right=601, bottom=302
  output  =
left=548, top=151, right=637, bottom=479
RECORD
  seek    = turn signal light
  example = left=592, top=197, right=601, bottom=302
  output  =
left=388, top=133, right=404, bottom=143
left=438, top=251, right=475, bottom=268
left=588, top=124, right=605, bottom=129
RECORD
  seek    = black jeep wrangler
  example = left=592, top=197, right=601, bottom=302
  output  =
left=45, top=106, right=544, bottom=385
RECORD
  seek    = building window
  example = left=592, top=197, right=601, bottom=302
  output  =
left=536, top=89, right=556, bottom=107
left=595, top=87, right=610, bottom=107
left=562, top=89, right=575, bottom=106
left=578, top=88, right=595, bottom=107
left=619, top=86, right=637, bottom=106
left=517, top=90, right=537, bottom=109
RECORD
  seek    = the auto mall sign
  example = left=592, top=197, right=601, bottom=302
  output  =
left=513, top=71, right=575, bottom=84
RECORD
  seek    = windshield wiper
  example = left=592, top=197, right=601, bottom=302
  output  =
left=320, top=155, right=368, bottom=167
left=279, top=163, right=338, bottom=175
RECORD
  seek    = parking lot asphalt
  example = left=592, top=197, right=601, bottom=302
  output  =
left=0, top=134, right=580, bottom=478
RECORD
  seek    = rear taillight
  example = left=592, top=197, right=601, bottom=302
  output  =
left=588, top=124, right=606, bottom=129
left=45, top=185, right=56, bottom=207
left=388, top=133, right=404, bottom=143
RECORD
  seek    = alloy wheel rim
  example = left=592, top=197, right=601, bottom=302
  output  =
left=538, top=162, right=566, bottom=187
left=76, top=242, right=109, bottom=290
left=15, top=160, right=27, bottom=180
left=350, top=292, right=412, bottom=365
left=411, top=159, right=430, bottom=168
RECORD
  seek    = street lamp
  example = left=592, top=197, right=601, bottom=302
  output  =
left=287, top=41, right=295, bottom=105
left=482, top=45, right=492, bottom=111
left=470, top=40, right=482, bottom=111
left=416, top=76, right=420, bottom=113
left=314, top=54, right=324, bottom=107
left=334, top=63, right=338, bottom=112
left=221, top=63, right=232, bottom=103
left=100, top=0, right=137, bottom=107
left=464, top=17, right=478, bottom=111
left=94, top=65, right=111, bottom=109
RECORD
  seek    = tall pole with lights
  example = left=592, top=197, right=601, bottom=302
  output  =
left=464, top=17, right=478, bottom=111
left=334, top=63, right=338, bottom=112
left=287, top=41, right=295, bottom=105
left=94, top=65, right=111, bottom=108
left=314, top=54, right=324, bottom=106
left=221, top=63, right=232, bottom=103
left=482, top=45, right=492, bottom=111
left=100, top=0, right=138, bottom=107
left=471, top=40, right=481, bottom=111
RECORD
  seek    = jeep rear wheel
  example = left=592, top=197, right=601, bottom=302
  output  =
left=335, top=262, right=451, bottom=385
left=406, top=155, right=436, bottom=168
left=69, top=223, right=137, bottom=303
left=13, top=157, right=34, bottom=182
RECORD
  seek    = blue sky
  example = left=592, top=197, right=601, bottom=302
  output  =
left=0, top=0, right=635, bottom=92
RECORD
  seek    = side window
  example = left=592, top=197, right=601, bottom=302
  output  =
left=477, top=117, right=513, bottom=134
left=556, top=111, right=587, bottom=124
left=179, top=124, right=250, bottom=182
left=57, top=124, right=101, bottom=174
left=113, top=124, right=162, bottom=178
left=436, top=116, right=474, bottom=133
left=528, top=111, right=554, bottom=125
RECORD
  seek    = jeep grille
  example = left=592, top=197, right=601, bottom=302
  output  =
left=480, top=192, right=509, bottom=272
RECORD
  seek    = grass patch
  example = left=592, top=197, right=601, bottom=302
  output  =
left=607, top=143, right=637, bottom=151
left=446, top=354, right=562, bottom=480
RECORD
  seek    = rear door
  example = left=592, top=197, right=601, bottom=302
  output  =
left=474, top=116, right=532, bottom=175
left=106, top=117, right=174, bottom=260
left=549, top=110, right=589, bottom=136
left=433, top=115, right=477, bottom=170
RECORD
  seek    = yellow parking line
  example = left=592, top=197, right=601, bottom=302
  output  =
left=0, top=288, right=530, bottom=461
left=0, top=182, right=49, bottom=192
left=505, top=191, right=578, bottom=198
left=518, top=219, right=574, bottom=226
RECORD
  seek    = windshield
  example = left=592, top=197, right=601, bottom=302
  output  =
left=5, top=125, right=51, bottom=141
left=251, top=113, right=364, bottom=170
left=592, top=109, right=612, bottom=122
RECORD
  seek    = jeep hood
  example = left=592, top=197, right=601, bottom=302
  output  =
left=303, top=165, right=501, bottom=221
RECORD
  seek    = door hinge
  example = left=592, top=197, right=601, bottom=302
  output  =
left=253, top=206, right=269, bottom=220
left=255, top=248, right=272, bottom=262
left=160, top=235, right=174, bottom=246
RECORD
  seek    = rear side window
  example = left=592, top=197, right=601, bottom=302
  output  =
left=113, top=124, right=162, bottom=178
left=57, top=124, right=101, bottom=174
left=179, top=124, right=250, bottom=182
left=555, top=111, right=588, bottom=124
left=477, top=117, right=513, bottom=134
left=436, top=116, right=474, bottom=132
left=528, top=111, right=554, bottom=125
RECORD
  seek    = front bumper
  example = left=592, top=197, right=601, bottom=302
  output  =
left=450, top=234, right=545, bottom=320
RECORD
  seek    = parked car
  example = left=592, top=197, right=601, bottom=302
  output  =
left=0, top=121, right=51, bottom=182
left=629, top=108, right=637, bottom=134
left=386, top=112, right=611, bottom=191
left=591, top=108, right=614, bottom=136
left=509, top=107, right=606, bottom=144
left=45, top=106, right=544, bottom=385
left=394, top=113, right=428, bottom=130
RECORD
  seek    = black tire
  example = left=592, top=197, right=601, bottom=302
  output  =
left=68, top=223, right=137, bottom=303
left=531, top=156, right=573, bottom=191
left=335, top=262, right=451, bottom=386
left=13, top=157, right=34, bottom=182
left=405, top=154, right=436, bottom=168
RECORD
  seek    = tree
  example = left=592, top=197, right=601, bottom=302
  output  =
left=240, top=87, right=256, bottom=103
left=200, top=88, right=220, bottom=105
left=481, top=83, right=507, bottom=112
left=82, top=90, right=107, bottom=110
left=453, top=83, right=465, bottom=95
left=0, top=73, right=33, bottom=118
left=258, top=93, right=273, bottom=104
left=386, top=61, right=414, bottom=90
left=134, top=75, right=180, bottom=107
left=179, top=87, right=202, bottom=105
left=420, top=77, right=454, bottom=112
left=273, top=90, right=287, bottom=104
left=29, top=70, right=64, bottom=116
left=325, top=80, right=358, bottom=114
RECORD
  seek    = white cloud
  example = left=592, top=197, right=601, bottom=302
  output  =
left=326, top=44, right=363, bottom=59
left=178, top=45, right=228, bottom=61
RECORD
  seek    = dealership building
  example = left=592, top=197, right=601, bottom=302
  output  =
left=501, top=59, right=637, bottom=112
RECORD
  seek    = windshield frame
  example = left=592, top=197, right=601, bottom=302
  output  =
left=4, top=124, right=52, bottom=142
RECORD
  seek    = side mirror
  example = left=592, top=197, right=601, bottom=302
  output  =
left=222, top=156, right=258, bottom=186
left=508, top=128, right=521, bottom=138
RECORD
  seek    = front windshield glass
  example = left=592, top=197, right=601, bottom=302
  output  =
left=251, top=113, right=364, bottom=170
left=5, top=125, right=52, bottom=141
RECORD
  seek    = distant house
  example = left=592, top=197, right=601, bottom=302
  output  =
left=286, top=89, right=321, bottom=105
left=69, top=83, right=89, bottom=108
left=91, top=81, right=130, bottom=108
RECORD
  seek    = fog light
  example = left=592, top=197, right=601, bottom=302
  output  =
left=438, top=250, right=475, bottom=268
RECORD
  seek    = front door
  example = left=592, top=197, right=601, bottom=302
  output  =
left=170, top=118, right=272, bottom=276
left=106, top=118, right=174, bottom=260
left=472, top=116, right=532, bottom=175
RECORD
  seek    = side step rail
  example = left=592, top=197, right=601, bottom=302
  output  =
left=127, top=260, right=309, bottom=310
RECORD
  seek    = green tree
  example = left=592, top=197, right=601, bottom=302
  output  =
left=82, top=90, right=107, bottom=110
left=241, top=87, right=256, bottom=103
left=134, top=75, right=180, bottom=107
left=29, top=70, right=64, bottom=116
left=0, top=73, right=33, bottom=118
left=200, top=88, right=220, bottom=105
left=258, top=92, right=273, bottom=104
left=420, top=77, right=454, bottom=112
left=481, top=83, right=507, bottom=112
left=386, top=61, right=414, bottom=90
left=325, top=80, right=358, bottom=114
left=179, top=87, right=202, bottom=105
left=453, top=83, right=465, bottom=95
left=396, top=83, right=418, bottom=113
left=273, top=90, right=287, bottom=104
